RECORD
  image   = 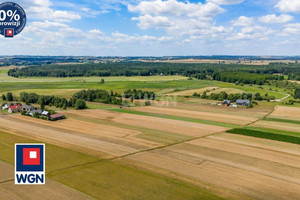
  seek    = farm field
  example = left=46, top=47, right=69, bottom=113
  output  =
left=1, top=103, right=300, bottom=199
left=129, top=106, right=258, bottom=125
left=167, top=87, right=218, bottom=96
left=0, top=131, right=225, bottom=200
left=268, top=106, right=300, bottom=121
left=250, top=121, right=300, bottom=133
left=0, top=68, right=300, bottom=199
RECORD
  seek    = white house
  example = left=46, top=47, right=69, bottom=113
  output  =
left=2, top=103, right=11, bottom=110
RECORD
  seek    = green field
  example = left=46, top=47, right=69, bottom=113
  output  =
left=263, top=117, right=300, bottom=125
left=227, top=128, right=300, bottom=145
left=0, top=70, right=289, bottom=100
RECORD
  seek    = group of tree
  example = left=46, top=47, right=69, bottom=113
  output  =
left=211, top=72, right=283, bottom=85
left=123, top=89, right=156, bottom=101
left=71, top=89, right=122, bottom=105
left=19, top=92, right=86, bottom=110
left=193, top=91, right=274, bottom=102
left=1, top=92, right=14, bottom=101
left=295, top=89, right=300, bottom=99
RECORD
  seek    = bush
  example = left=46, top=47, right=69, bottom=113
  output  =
left=40, top=116, right=48, bottom=120
left=21, top=110, right=26, bottom=115
left=33, top=112, right=40, bottom=118
left=145, top=101, right=151, bottom=106
left=75, top=99, right=87, bottom=110
left=6, top=92, right=13, bottom=101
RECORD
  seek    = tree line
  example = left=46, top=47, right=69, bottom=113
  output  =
left=211, top=72, right=283, bottom=85
left=123, top=89, right=156, bottom=100
left=19, top=92, right=85, bottom=110
left=193, top=91, right=274, bottom=102
left=71, top=89, right=122, bottom=105
left=71, top=89, right=156, bottom=104
left=7, top=62, right=300, bottom=79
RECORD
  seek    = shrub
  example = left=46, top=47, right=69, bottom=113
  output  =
left=33, top=112, right=40, bottom=118
left=75, top=99, right=87, bottom=110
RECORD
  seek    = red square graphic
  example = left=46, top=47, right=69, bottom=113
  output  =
left=6, top=29, right=13, bottom=36
left=23, top=148, right=40, bottom=165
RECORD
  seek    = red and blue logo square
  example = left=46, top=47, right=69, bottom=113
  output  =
left=15, top=144, right=44, bottom=172
left=4, top=28, right=14, bottom=38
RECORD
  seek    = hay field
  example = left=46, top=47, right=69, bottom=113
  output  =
left=153, top=101, right=273, bottom=119
left=129, top=106, right=257, bottom=125
left=0, top=116, right=140, bottom=158
left=207, top=87, right=246, bottom=95
left=268, top=106, right=300, bottom=121
left=0, top=161, right=92, bottom=200
left=127, top=152, right=300, bottom=200
left=0, top=131, right=225, bottom=200
left=250, top=121, right=300, bottom=133
left=127, top=133, right=300, bottom=200
left=167, top=87, right=218, bottom=96
left=64, top=109, right=228, bottom=137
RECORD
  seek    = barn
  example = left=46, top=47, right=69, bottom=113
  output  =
left=8, top=104, right=21, bottom=113
left=49, top=113, right=64, bottom=121
left=236, top=99, right=251, bottom=106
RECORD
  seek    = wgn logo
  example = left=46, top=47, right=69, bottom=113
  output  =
left=15, top=144, right=45, bottom=185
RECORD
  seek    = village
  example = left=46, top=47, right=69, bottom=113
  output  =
left=1, top=103, right=65, bottom=121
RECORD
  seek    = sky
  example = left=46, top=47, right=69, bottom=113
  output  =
left=1, top=0, right=300, bottom=56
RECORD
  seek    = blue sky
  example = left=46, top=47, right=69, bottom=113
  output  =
left=1, top=0, right=300, bottom=56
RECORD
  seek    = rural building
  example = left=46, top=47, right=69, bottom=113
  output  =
left=8, top=104, right=21, bottom=113
left=236, top=99, right=251, bottom=106
left=29, top=110, right=42, bottom=116
left=22, top=105, right=35, bottom=112
left=41, top=111, right=50, bottom=116
left=222, top=100, right=231, bottom=106
left=2, top=103, right=11, bottom=110
left=49, top=113, right=64, bottom=120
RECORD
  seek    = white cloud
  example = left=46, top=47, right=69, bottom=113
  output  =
left=52, top=11, right=81, bottom=22
left=208, top=0, right=244, bottom=5
left=14, top=0, right=81, bottom=22
left=233, top=16, right=255, bottom=26
left=283, top=23, right=300, bottom=35
left=275, top=0, right=300, bottom=13
left=259, top=14, right=294, bottom=24
left=132, top=14, right=172, bottom=29
left=229, top=26, right=275, bottom=40
left=128, top=0, right=229, bottom=40
left=128, top=0, right=224, bottom=19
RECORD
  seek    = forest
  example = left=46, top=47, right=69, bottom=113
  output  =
left=211, top=72, right=283, bottom=85
left=6, top=62, right=300, bottom=80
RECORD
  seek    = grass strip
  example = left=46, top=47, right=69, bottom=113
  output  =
left=263, top=117, right=300, bottom=125
left=227, top=128, right=300, bottom=145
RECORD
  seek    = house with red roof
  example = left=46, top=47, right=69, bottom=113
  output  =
left=8, top=104, right=21, bottom=113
